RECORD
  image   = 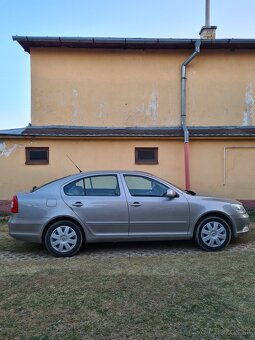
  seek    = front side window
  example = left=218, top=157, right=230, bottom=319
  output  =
left=64, top=175, right=120, bottom=196
left=124, top=175, right=168, bottom=197
left=26, top=147, right=49, bottom=165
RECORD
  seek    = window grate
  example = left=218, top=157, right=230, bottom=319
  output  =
left=26, top=147, right=49, bottom=165
left=135, top=147, right=158, bottom=164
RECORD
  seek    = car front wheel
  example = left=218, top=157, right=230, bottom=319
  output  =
left=195, top=216, right=231, bottom=251
left=45, top=220, right=83, bottom=257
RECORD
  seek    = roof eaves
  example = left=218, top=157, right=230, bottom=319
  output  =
left=13, top=36, right=255, bottom=53
left=2, top=125, right=255, bottom=138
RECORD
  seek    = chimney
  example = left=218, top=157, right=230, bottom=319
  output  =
left=199, top=0, right=217, bottom=39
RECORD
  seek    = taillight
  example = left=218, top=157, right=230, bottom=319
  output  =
left=11, top=195, right=18, bottom=213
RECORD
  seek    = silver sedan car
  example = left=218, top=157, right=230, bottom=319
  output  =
left=9, top=171, right=250, bottom=257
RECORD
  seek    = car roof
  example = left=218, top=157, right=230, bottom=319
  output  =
left=43, top=170, right=156, bottom=186
left=77, top=170, right=154, bottom=176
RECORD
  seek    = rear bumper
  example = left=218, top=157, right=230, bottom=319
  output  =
left=8, top=215, right=45, bottom=244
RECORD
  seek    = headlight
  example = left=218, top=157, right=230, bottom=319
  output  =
left=231, top=204, right=246, bottom=214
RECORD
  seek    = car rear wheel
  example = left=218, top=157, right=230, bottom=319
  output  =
left=195, top=216, right=231, bottom=251
left=45, top=220, right=83, bottom=257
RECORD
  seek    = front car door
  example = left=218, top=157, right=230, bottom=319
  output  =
left=61, top=174, right=129, bottom=238
left=121, top=174, right=190, bottom=238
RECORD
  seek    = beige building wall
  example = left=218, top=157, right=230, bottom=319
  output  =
left=31, top=48, right=255, bottom=128
left=190, top=140, right=255, bottom=199
left=1, top=138, right=255, bottom=200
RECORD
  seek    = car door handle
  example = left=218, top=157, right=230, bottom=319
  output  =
left=130, top=202, right=141, bottom=207
left=72, top=202, right=83, bottom=207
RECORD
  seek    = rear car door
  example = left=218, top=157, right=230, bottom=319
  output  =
left=61, top=174, right=129, bottom=237
left=122, top=174, right=189, bottom=237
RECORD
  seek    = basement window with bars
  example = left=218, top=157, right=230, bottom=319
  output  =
left=135, top=147, right=158, bottom=164
left=25, top=147, right=49, bottom=165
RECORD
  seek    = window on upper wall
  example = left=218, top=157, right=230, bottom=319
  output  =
left=135, top=147, right=158, bottom=164
left=25, top=147, right=49, bottom=165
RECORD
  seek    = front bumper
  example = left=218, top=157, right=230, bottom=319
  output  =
left=232, top=214, right=250, bottom=238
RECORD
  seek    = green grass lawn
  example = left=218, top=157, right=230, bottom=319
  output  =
left=0, top=219, right=255, bottom=339
left=249, top=211, right=255, bottom=222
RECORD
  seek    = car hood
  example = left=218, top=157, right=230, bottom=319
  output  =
left=185, top=192, right=242, bottom=205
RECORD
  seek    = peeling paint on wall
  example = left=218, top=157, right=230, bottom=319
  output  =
left=135, top=103, right=145, bottom=114
left=97, top=102, right=107, bottom=119
left=72, top=89, right=78, bottom=97
left=146, top=89, right=158, bottom=121
left=123, top=88, right=160, bottom=126
left=0, top=142, right=23, bottom=158
left=243, top=82, right=254, bottom=126
left=71, top=89, right=80, bottom=125
left=134, top=88, right=159, bottom=122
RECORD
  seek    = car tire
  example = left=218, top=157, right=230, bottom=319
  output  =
left=195, top=216, right=231, bottom=251
left=45, top=220, right=83, bottom=257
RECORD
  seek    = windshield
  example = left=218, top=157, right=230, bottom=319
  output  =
left=162, top=180, right=185, bottom=192
left=160, top=179, right=196, bottom=195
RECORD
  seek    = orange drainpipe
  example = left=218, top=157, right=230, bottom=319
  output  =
left=181, top=40, right=201, bottom=190
left=184, top=142, right=190, bottom=190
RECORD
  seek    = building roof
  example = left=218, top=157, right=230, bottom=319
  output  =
left=13, top=36, right=255, bottom=53
left=1, top=125, right=255, bottom=139
left=0, top=128, right=26, bottom=135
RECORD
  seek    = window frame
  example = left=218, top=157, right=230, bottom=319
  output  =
left=25, top=147, right=49, bottom=165
left=135, top=147, right=158, bottom=164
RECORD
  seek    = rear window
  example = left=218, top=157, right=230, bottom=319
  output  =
left=31, top=175, right=71, bottom=192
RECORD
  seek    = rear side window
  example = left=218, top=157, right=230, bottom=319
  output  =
left=64, top=179, right=85, bottom=196
left=64, top=175, right=120, bottom=196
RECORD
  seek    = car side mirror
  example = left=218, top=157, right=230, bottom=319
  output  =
left=166, top=189, right=177, bottom=198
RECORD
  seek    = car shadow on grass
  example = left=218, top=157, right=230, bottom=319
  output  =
left=1, top=232, right=201, bottom=259
left=0, top=223, right=254, bottom=259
